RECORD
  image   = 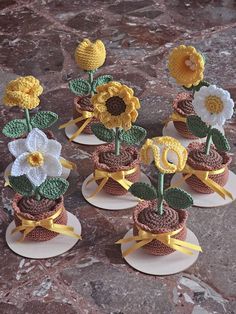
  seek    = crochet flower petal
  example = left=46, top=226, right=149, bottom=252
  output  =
left=43, top=154, right=63, bottom=177
left=11, top=152, right=30, bottom=176
left=46, top=139, right=62, bottom=158
left=8, top=139, right=27, bottom=158
left=26, top=128, right=48, bottom=153
left=26, top=166, right=47, bottom=187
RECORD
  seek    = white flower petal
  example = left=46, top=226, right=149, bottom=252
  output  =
left=8, top=139, right=27, bottom=158
left=26, top=128, right=48, bottom=153
left=43, top=154, right=62, bottom=177
left=46, top=140, right=62, bottom=158
left=11, top=153, right=30, bottom=176
left=26, top=166, right=47, bottom=187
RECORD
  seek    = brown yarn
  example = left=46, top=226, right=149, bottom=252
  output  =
left=13, top=194, right=68, bottom=242
left=184, top=142, right=231, bottom=194
left=105, top=96, right=126, bottom=116
left=133, top=201, right=188, bottom=256
left=18, top=197, right=57, bottom=215
left=73, top=96, right=98, bottom=134
left=99, top=151, right=134, bottom=169
left=172, top=92, right=198, bottom=139
left=92, top=144, right=140, bottom=196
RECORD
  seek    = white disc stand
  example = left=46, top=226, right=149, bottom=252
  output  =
left=171, top=171, right=236, bottom=207
left=121, top=228, right=200, bottom=275
left=65, top=122, right=105, bottom=146
left=6, top=211, right=81, bottom=259
left=82, top=172, right=151, bottom=211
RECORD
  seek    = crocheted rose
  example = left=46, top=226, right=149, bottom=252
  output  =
left=3, top=76, right=43, bottom=109
left=168, top=45, right=204, bottom=88
left=75, top=39, right=106, bottom=71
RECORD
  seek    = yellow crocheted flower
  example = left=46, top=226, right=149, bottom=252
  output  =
left=3, top=76, right=43, bottom=110
left=75, top=38, right=106, bottom=71
left=92, top=81, right=140, bottom=130
left=141, top=136, right=187, bottom=174
left=168, top=45, right=204, bottom=88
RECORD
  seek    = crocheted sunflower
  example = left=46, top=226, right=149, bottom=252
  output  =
left=92, top=81, right=140, bottom=130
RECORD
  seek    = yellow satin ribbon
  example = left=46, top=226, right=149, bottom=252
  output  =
left=60, top=158, right=77, bottom=170
left=164, top=112, right=186, bottom=126
left=59, top=110, right=94, bottom=141
left=116, top=226, right=202, bottom=257
left=12, top=207, right=82, bottom=241
left=174, top=164, right=233, bottom=200
left=86, top=167, right=137, bottom=198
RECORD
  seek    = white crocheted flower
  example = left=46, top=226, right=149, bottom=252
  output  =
left=193, top=85, right=234, bottom=126
left=8, top=128, right=62, bottom=186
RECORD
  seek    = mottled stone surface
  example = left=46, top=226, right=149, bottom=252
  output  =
left=0, top=0, right=236, bottom=313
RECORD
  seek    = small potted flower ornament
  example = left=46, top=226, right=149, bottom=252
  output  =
left=167, top=45, right=207, bottom=139
left=7, top=129, right=81, bottom=242
left=86, top=81, right=147, bottom=196
left=2, top=76, right=76, bottom=181
left=59, top=38, right=113, bottom=141
left=116, top=136, right=202, bottom=257
left=179, top=85, right=234, bottom=198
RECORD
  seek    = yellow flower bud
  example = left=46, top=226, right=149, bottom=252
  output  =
left=75, top=38, right=106, bottom=71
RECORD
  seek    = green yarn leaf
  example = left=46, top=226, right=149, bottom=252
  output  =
left=119, top=126, right=147, bottom=145
left=183, top=80, right=210, bottom=92
left=2, top=119, right=28, bottom=138
left=186, top=115, right=208, bottom=138
left=129, top=182, right=157, bottom=200
left=69, top=78, right=91, bottom=96
left=92, top=75, right=113, bottom=92
left=39, top=178, right=69, bottom=200
left=211, top=128, right=230, bottom=152
left=31, top=111, right=58, bottom=129
left=164, top=188, right=193, bottom=210
left=91, top=123, right=115, bottom=142
left=9, top=175, right=34, bottom=197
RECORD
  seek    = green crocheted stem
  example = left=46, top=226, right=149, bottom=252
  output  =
left=205, top=125, right=212, bottom=155
left=157, top=172, right=164, bottom=215
left=115, top=127, right=121, bottom=156
left=88, top=70, right=95, bottom=96
left=35, top=191, right=41, bottom=201
left=24, top=109, right=32, bottom=132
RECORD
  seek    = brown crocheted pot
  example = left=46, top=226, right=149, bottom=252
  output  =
left=92, top=143, right=140, bottom=196
left=72, top=96, right=98, bottom=134
left=172, top=92, right=198, bottom=139
left=12, top=194, right=68, bottom=242
left=133, top=201, right=188, bottom=256
left=184, top=142, right=232, bottom=194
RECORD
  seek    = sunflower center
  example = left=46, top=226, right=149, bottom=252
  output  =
left=205, top=96, right=224, bottom=114
left=105, top=96, right=126, bottom=116
left=184, top=55, right=197, bottom=71
left=27, top=151, right=44, bottom=167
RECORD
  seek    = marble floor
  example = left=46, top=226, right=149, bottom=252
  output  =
left=0, top=0, right=236, bottom=313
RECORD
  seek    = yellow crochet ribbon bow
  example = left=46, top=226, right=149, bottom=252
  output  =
left=59, top=110, right=94, bottom=141
left=174, top=164, right=233, bottom=199
left=116, top=226, right=202, bottom=257
left=12, top=207, right=82, bottom=241
left=86, top=167, right=137, bottom=198
left=164, top=112, right=186, bottom=126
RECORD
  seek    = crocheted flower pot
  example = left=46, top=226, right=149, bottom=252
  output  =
left=92, top=143, right=140, bottom=196
left=173, top=92, right=198, bottom=139
left=133, top=201, right=188, bottom=256
left=12, top=194, right=68, bottom=241
left=73, top=96, right=98, bottom=134
left=184, top=142, right=231, bottom=194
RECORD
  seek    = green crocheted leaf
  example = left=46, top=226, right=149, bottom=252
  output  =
left=31, top=111, right=58, bottom=129
left=129, top=182, right=157, bottom=200
left=211, top=128, right=230, bottom=152
left=39, top=178, right=69, bottom=200
left=91, top=123, right=115, bottom=142
left=69, top=78, right=91, bottom=96
left=119, top=126, right=147, bottom=145
left=186, top=115, right=208, bottom=138
left=92, top=75, right=113, bottom=92
left=164, top=188, right=193, bottom=210
left=183, top=81, right=210, bottom=91
left=9, top=175, right=34, bottom=197
left=2, top=119, right=28, bottom=138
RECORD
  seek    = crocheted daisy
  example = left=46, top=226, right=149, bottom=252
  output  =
left=192, top=85, right=234, bottom=126
left=8, top=128, right=62, bottom=186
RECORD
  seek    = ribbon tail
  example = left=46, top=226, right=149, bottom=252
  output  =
left=116, top=235, right=144, bottom=244
left=60, top=159, right=77, bottom=170
left=59, top=116, right=86, bottom=129
left=12, top=226, right=35, bottom=242
left=116, top=178, right=133, bottom=191
left=202, top=177, right=233, bottom=200
left=49, top=224, right=82, bottom=239
left=87, top=177, right=108, bottom=198
left=69, top=118, right=92, bottom=142
left=170, top=238, right=202, bottom=255
left=122, top=239, right=152, bottom=257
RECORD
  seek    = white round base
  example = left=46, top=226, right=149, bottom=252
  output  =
left=171, top=171, right=236, bottom=207
left=65, top=122, right=105, bottom=145
left=4, top=158, right=71, bottom=185
left=82, top=172, right=151, bottom=211
left=6, top=211, right=81, bottom=259
left=121, top=228, right=200, bottom=275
